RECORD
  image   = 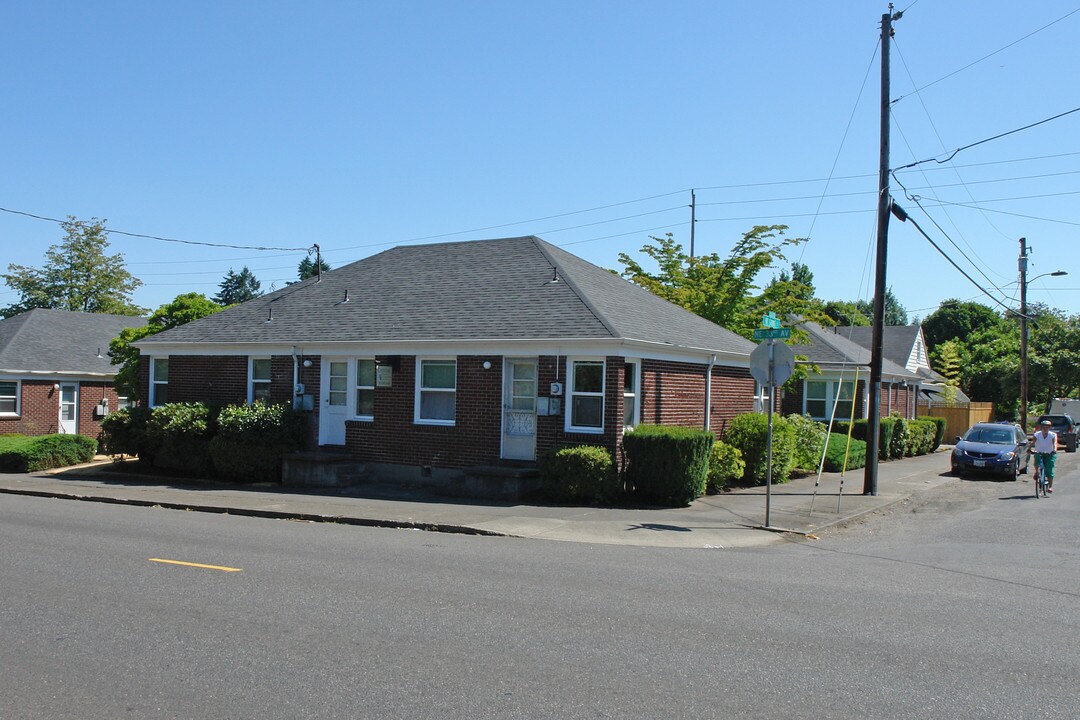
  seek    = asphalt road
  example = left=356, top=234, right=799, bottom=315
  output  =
left=2, top=464, right=1077, bottom=719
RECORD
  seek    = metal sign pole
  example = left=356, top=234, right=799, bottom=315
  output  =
left=765, top=338, right=774, bottom=529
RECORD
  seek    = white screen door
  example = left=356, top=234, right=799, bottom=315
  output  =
left=502, top=359, right=537, bottom=461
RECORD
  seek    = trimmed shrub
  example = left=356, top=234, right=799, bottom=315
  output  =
left=144, top=402, right=216, bottom=476
left=821, top=433, right=867, bottom=472
left=846, top=418, right=895, bottom=460
left=906, top=419, right=937, bottom=456
left=923, top=416, right=947, bottom=451
left=99, top=405, right=152, bottom=457
left=209, top=402, right=310, bottom=483
left=0, top=434, right=98, bottom=472
left=539, top=445, right=617, bottom=504
left=723, top=412, right=797, bottom=486
left=889, top=416, right=909, bottom=459
left=786, top=413, right=827, bottom=470
left=706, top=440, right=745, bottom=494
left=622, top=425, right=714, bottom=506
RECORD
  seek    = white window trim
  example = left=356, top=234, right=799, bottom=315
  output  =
left=355, top=358, right=376, bottom=421
left=248, top=357, right=272, bottom=404
left=565, top=357, right=606, bottom=434
left=803, top=378, right=856, bottom=422
left=0, top=378, right=21, bottom=417
left=622, top=360, right=640, bottom=431
left=414, top=357, right=457, bottom=426
left=150, top=357, right=169, bottom=408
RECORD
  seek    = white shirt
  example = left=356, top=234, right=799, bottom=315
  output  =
left=1032, top=430, right=1057, bottom=453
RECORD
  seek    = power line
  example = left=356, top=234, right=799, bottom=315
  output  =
left=891, top=7, right=1080, bottom=104
left=0, top=206, right=313, bottom=252
left=893, top=106, right=1080, bottom=172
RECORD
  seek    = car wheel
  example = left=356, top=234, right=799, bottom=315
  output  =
left=1010, top=460, right=1020, bottom=481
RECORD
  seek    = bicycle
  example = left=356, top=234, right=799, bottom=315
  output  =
left=1033, top=454, right=1050, bottom=499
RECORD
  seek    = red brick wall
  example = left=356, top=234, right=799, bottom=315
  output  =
left=348, top=355, right=502, bottom=468
left=707, top=365, right=759, bottom=437
left=0, top=378, right=125, bottom=442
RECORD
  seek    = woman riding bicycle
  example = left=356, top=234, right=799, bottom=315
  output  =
left=1032, top=419, right=1058, bottom=493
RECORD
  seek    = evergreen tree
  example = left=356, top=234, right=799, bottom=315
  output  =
left=298, top=255, right=331, bottom=281
left=213, top=266, right=263, bottom=306
left=1, top=216, right=144, bottom=318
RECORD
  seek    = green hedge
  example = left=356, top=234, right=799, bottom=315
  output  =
left=539, top=445, right=617, bottom=504
left=623, top=424, right=714, bottom=506
left=143, top=402, right=217, bottom=476
left=821, top=433, right=867, bottom=472
left=723, top=412, right=796, bottom=485
left=99, top=405, right=152, bottom=457
left=889, top=416, right=909, bottom=459
left=922, top=416, right=947, bottom=451
left=706, top=441, right=745, bottom=494
left=209, top=402, right=308, bottom=483
left=0, top=434, right=98, bottom=472
left=841, top=417, right=895, bottom=460
left=905, top=419, right=937, bottom=457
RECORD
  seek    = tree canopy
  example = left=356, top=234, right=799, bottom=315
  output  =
left=298, top=256, right=331, bottom=281
left=1, top=216, right=144, bottom=319
left=109, top=293, right=223, bottom=400
left=213, top=266, right=263, bottom=306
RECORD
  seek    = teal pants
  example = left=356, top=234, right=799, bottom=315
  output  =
left=1034, top=452, right=1056, bottom=479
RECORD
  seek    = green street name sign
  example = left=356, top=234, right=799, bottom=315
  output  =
left=761, top=312, right=782, bottom=329
left=753, top=327, right=791, bottom=340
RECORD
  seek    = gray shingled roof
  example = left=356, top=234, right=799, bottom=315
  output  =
left=0, top=309, right=146, bottom=375
left=833, top=325, right=920, bottom=369
left=790, top=322, right=919, bottom=380
left=142, top=236, right=755, bottom=357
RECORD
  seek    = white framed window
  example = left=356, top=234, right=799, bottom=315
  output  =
left=804, top=379, right=855, bottom=421
left=249, top=358, right=272, bottom=403
left=0, top=379, right=20, bottom=416
left=567, top=358, right=605, bottom=433
left=356, top=359, right=375, bottom=420
left=150, top=357, right=169, bottom=407
left=622, top=361, right=639, bottom=430
left=415, top=358, right=456, bottom=425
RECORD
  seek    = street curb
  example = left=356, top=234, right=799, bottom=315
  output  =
left=0, top=487, right=510, bottom=538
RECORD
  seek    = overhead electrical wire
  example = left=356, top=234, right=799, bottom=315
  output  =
left=891, top=7, right=1080, bottom=104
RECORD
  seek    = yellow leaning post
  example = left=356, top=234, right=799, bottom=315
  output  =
left=837, top=367, right=861, bottom=513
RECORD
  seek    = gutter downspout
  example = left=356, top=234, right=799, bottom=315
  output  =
left=292, top=346, right=299, bottom=411
left=704, top=354, right=716, bottom=431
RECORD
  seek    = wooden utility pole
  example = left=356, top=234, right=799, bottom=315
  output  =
left=1019, top=237, right=1029, bottom=433
left=689, top=189, right=696, bottom=258
left=865, top=6, right=901, bottom=496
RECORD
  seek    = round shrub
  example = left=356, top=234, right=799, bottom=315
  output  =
left=722, top=412, right=796, bottom=485
left=539, top=445, right=616, bottom=504
left=210, top=402, right=308, bottom=484
left=785, top=413, right=827, bottom=470
left=821, top=433, right=867, bottom=472
left=706, top=440, right=745, bottom=494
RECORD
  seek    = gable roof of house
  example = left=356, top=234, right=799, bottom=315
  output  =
left=832, top=325, right=921, bottom=369
left=0, top=308, right=146, bottom=375
left=790, top=322, right=919, bottom=380
left=141, top=236, right=755, bottom=357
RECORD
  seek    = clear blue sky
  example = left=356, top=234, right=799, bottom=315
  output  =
left=3, top=1, right=1078, bottom=321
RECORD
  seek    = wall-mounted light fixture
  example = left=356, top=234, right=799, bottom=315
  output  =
left=303, top=359, right=313, bottom=368
left=482, top=361, right=492, bottom=370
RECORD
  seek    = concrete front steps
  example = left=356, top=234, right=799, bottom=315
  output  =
left=282, top=450, right=541, bottom=501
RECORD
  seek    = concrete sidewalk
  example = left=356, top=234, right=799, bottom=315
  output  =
left=0, top=449, right=979, bottom=548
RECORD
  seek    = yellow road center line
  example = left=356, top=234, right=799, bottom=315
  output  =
left=149, top=558, right=242, bottom=572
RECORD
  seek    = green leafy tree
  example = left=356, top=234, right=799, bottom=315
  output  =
left=821, top=300, right=871, bottom=326
left=213, top=266, right=263, bottom=306
left=618, top=226, right=817, bottom=339
left=109, top=293, right=223, bottom=401
left=930, top=339, right=964, bottom=403
left=298, top=256, right=330, bottom=281
left=922, top=299, right=1003, bottom=352
left=1, top=216, right=144, bottom=318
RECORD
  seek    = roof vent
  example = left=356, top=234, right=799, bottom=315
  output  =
left=550, top=267, right=560, bottom=283
left=342, top=289, right=350, bottom=303
left=265, top=306, right=273, bottom=323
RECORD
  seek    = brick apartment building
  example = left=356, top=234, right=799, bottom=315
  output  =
left=0, top=309, right=145, bottom=439
left=136, top=236, right=762, bottom=484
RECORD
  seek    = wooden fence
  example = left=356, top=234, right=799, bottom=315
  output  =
left=916, top=401, right=994, bottom=442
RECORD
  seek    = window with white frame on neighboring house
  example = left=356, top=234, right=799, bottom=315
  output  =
left=0, top=380, right=19, bottom=415
left=568, top=359, right=605, bottom=432
left=150, top=358, right=169, bottom=407
left=804, top=379, right=855, bottom=421
left=416, top=358, right=456, bottom=424
left=250, top=358, right=272, bottom=403
left=622, top=361, right=639, bottom=429
left=356, top=359, right=375, bottom=419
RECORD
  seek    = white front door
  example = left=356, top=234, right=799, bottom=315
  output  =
left=319, top=358, right=351, bottom=446
left=58, top=383, right=78, bottom=435
left=502, top=359, right=538, bottom=461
